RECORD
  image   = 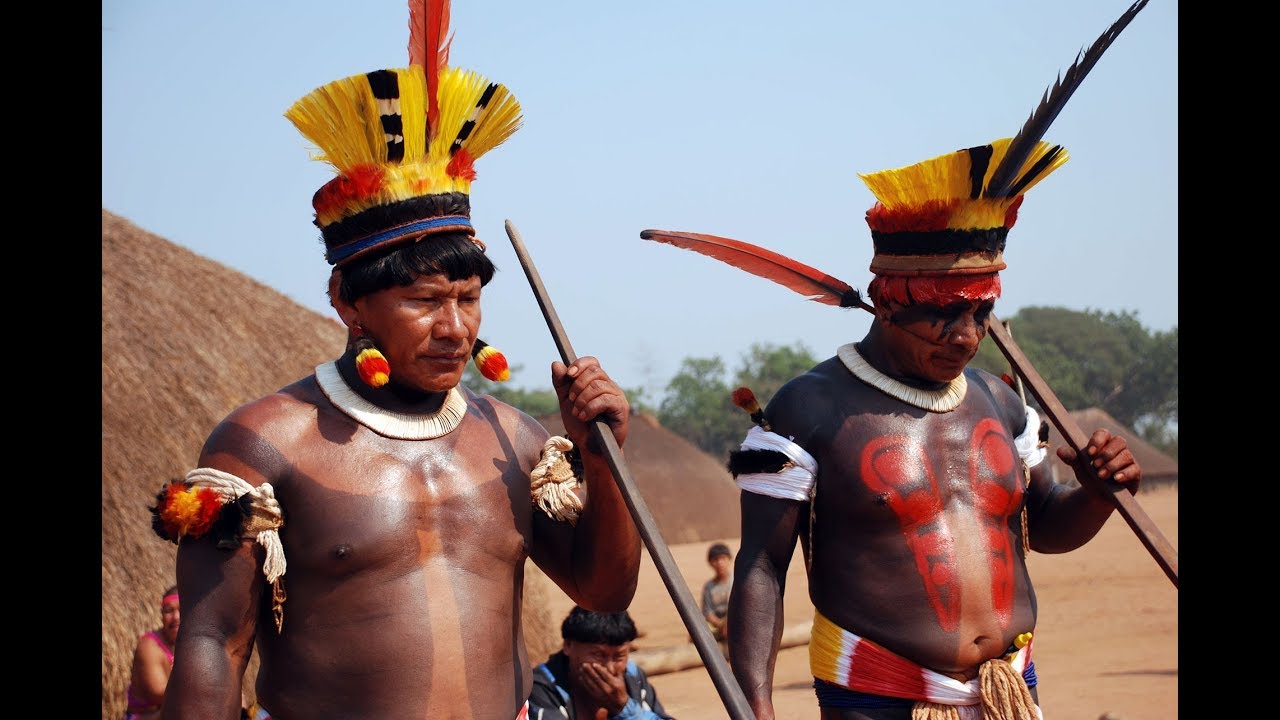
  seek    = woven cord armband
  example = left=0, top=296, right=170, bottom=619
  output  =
left=530, top=436, right=584, bottom=525
left=149, top=468, right=289, bottom=632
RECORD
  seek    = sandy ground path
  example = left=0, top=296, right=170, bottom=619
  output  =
left=546, top=485, right=1178, bottom=719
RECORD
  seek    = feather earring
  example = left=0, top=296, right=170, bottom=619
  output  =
left=407, top=0, right=453, bottom=137
left=472, top=339, right=510, bottom=382
left=352, top=325, right=391, bottom=388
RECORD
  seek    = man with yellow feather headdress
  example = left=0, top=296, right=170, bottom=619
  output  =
left=642, top=2, right=1152, bottom=718
left=153, top=3, right=641, bottom=718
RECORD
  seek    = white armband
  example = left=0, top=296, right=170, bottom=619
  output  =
left=1014, top=406, right=1048, bottom=468
left=734, top=426, right=819, bottom=502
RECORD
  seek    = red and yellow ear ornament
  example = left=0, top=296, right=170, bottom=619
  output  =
left=352, top=325, right=391, bottom=388
left=351, top=328, right=508, bottom=385
left=472, top=339, right=509, bottom=382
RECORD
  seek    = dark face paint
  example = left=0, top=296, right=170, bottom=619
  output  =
left=889, top=300, right=995, bottom=341
left=881, top=299, right=995, bottom=384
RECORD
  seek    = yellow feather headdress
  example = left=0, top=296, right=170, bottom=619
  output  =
left=283, top=1, right=516, bottom=384
left=284, top=0, right=522, bottom=268
left=859, top=0, right=1148, bottom=280
left=859, top=138, right=1067, bottom=277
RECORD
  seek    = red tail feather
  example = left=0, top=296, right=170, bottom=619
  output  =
left=640, top=229, right=871, bottom=311
left=408, top=0, right=453, bottom=131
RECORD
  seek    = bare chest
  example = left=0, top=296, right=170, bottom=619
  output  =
left=820, top=406, right=1026, bottom=528
left=273, top=428, right=532, bottom=578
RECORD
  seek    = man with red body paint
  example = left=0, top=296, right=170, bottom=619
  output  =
left=723, top=139, right=1142, bottom=720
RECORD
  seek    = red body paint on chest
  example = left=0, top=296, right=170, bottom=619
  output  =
left=858, top=421, right=1024, bottom=630
left=970, top=418, right=1022, bottom=627
left=861, top=435, right=958, bottom=631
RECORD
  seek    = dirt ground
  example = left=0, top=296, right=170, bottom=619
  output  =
left=545, top=485, right=1178, bottom=719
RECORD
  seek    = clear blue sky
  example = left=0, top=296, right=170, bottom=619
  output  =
left=102, top=1, right=1178, bottom=400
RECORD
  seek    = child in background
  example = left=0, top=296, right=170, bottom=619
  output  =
left=701, top=543, right=734, bottom=654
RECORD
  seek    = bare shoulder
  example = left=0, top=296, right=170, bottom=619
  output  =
left=135, top=632, right=167, bottom=661
left=197, top=375, right=325, bottom=485
left=458, top=386, right=551, bottom=462
left=765, top=356, right=845, bottom=443
left=771, top=356, right=844, bottom=405
left=965, top=367, right=1028, bottom=430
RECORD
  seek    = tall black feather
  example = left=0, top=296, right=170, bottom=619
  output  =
left=985, top=0, right=1150, bottom=198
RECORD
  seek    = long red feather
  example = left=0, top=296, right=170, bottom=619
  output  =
left=408, top=0, right=453, bottom=132
left=640, top=229, right=871, bottom=311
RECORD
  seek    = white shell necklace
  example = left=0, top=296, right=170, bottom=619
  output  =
left=836, top=343, right=967, bottom=413
left=315, top=362, right=467, bottom=439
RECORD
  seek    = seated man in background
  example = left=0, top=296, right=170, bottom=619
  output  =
left=529, top=606, right=675, bottom=720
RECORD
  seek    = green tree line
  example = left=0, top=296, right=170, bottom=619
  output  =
left=464, top=306, right=1177, bottom=462
left=969, top=307, right=1177, bottom=459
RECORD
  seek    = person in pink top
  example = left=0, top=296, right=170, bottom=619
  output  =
left=124, top=585, right=179, bottom=720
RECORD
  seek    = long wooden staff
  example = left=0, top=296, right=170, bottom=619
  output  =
left=505, top=220, right=757, bottom=720
left=988, top=316, right=1178, bottom=587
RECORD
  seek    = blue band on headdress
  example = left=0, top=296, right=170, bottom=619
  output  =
left=327, top=215, right=474, bottom=265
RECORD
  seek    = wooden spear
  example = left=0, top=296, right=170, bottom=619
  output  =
left=1002, top=320, right=1029, bottom=406
left=988, top=316, right=1178, bottom=587
left=504, top=220, right=757, bottom=720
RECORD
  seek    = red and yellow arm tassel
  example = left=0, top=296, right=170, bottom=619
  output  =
left=472, top=339, right=510, bottom=382
left=151, top=480, right=224, bottom=542
left=731, top=386, right=770, bottom=431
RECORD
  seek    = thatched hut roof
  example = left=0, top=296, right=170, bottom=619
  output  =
left=536, top=412, right=741, bottom=544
